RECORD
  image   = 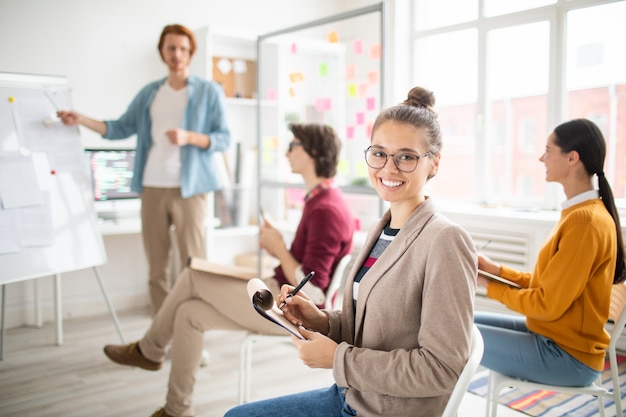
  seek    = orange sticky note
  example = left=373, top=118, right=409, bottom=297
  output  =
left=370, top=43, right=382, bottom=60
left=327, top=30, right=339, bottom=43
left=346, top=64, right=356, bottom=80
left=368, top=71, right=379, bottom=85
left=289, top=72, right=304, bottom=83
left=289, top=87, right=296, bottom=98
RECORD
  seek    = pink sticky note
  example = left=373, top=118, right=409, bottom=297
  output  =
left=346, top=126, right=355, bottom=140
left=267, top=88, right=277, bottom=101
left=356, top=112, right=365, bottom=125
left=290, top=42, right=298, bottom=54
left=315, top=97, right=332, bottom=112
left=366, top=97, right=376, bottom=111
left=366, top=123, right=373, bottom=138
left=353, top=39, right=364, bottom=54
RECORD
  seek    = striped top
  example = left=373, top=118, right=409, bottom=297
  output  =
left=353, top=222, right=399, bottom=309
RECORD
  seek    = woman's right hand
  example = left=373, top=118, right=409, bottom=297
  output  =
left=478, top=254, right=502, bottom=276
left=278, top=285, right=330, bottom=335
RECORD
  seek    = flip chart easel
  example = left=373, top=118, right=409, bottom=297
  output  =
left=0, top=72, right=125, bottom=360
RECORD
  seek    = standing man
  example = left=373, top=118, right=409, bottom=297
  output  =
left=58, top=24, right=231, bottom=315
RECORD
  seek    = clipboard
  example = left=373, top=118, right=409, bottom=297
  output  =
left=247, top=278, right=305, bottom=339
left=478, top=269, right=522, bottom=288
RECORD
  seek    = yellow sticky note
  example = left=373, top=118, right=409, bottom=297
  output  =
left=327, top=30, right=339, bottom=43
left=337, top=159, right=349, bottom=175
left=8, top=96, right=15, bottom=103
left=347, top=84, right=357, bottom=97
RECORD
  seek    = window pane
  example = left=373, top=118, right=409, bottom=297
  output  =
left=566, top=2, right=626, bottom=198
left=414, top=30, right=478, bottom=200
left=414, top=0, right=477, bottom=30
left=486, top=22, right=549, bottom=205
left=484, top=0, right=556, bottom=17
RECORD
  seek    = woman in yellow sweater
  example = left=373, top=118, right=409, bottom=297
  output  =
left=476, top=118, right=625, bottom=386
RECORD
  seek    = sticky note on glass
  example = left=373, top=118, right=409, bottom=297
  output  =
left=346, top=64, right=356, bottom=80
left=319, top=63, right=328, bottom=76
left=353, top=39, right=364, bottom=54
left=315, top=97, right=332, bottom=112
left=289, top=72, right=304, bottom=83
left=356, top=112, right=365, bottom=125
left=370, top=43, right=382, bottom=60
left=366, top=97, right=376, bottom=111
left=347, top=84, right=357, bottom=97
left=346, top=126, right=355, bottom=140
left=359, top=83, right=368, bottom=97
left=337, top=159, right=349, bottom=175
left=368, top=71, right=379, bottom=85
left=290, top=42, right=298, bottom=54
left=327, top=30, right=339, bottom=43
left=267, top=88, right=277, bottom=101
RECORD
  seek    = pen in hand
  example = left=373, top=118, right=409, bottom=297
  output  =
left=279, top=271, right=315, bottom=309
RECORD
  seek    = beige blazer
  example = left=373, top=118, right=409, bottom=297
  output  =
left=327, top=198, right=477, bottom=417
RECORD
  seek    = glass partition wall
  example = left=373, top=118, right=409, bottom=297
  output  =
left=256, top=3, right=386, bottom=231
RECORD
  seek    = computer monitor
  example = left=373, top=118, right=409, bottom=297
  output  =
left=84, top=148, right=139, bottom=200
left=84, top=148, right=140, bottom=219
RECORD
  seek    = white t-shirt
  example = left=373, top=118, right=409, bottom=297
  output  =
left=143, top=82, right=188, bottom=187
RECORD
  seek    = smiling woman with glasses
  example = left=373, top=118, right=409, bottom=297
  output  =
left=224, top=86, right=477, bottom=417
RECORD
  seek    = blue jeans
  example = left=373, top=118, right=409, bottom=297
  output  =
left=224, top=384, right=357, bottom=417
left=475, top=311, right=600, bottom=386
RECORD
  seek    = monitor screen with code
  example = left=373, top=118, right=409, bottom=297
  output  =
left=84, top=149, right=139, bottom=201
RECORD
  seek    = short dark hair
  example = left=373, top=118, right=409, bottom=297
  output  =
left=288, top=123, right=341, bottom=178
left=158, top=24, right=196, bottom=60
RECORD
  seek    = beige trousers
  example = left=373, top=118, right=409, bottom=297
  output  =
left=140, top=187, right=207, bottom=315
left=138, top=268, right=285, bottom=417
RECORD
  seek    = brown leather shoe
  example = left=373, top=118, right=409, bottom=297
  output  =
left=150, top=407, right=193, bottom=417
left=103, top=341, right=162, bottom=371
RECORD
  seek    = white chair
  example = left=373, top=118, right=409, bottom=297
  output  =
left=485, top=283, right=626, bottom=417
left=238, top=254, right=354, bottom=404
left=441, top=324, right=485, bottom=417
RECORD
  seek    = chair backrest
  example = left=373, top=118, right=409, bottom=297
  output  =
left=325, top=254, right=353, bottom=310
left=608, top=283, right=626, bottom=350
left=440, top=324, right=485, bottom=417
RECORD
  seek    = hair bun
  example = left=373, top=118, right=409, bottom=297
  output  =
left=403, top=87, right=436, bottom=109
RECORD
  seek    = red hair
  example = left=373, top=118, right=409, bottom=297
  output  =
left=158, top=24, right=196, bottom=60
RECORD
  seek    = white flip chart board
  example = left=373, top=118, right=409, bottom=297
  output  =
left=0, top=72, right=107, bottom=285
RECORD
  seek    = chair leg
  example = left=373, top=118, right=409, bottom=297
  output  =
left=238, top=335, right=254, bottom=404
left=485, top=371, right=499, bottom=417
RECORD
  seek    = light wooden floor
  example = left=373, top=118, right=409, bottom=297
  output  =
left=0, top=309, right=523, bottom=417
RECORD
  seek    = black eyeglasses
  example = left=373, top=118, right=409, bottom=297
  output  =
left=288, top=141, right=303, bottom=152
left=363, top=146, right=432, bottom=173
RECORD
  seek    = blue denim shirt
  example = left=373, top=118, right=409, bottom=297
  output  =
left=103, top=75, right=231, bottom=198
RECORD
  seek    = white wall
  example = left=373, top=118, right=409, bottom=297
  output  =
left=0, top=0, right=382, bottom=329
